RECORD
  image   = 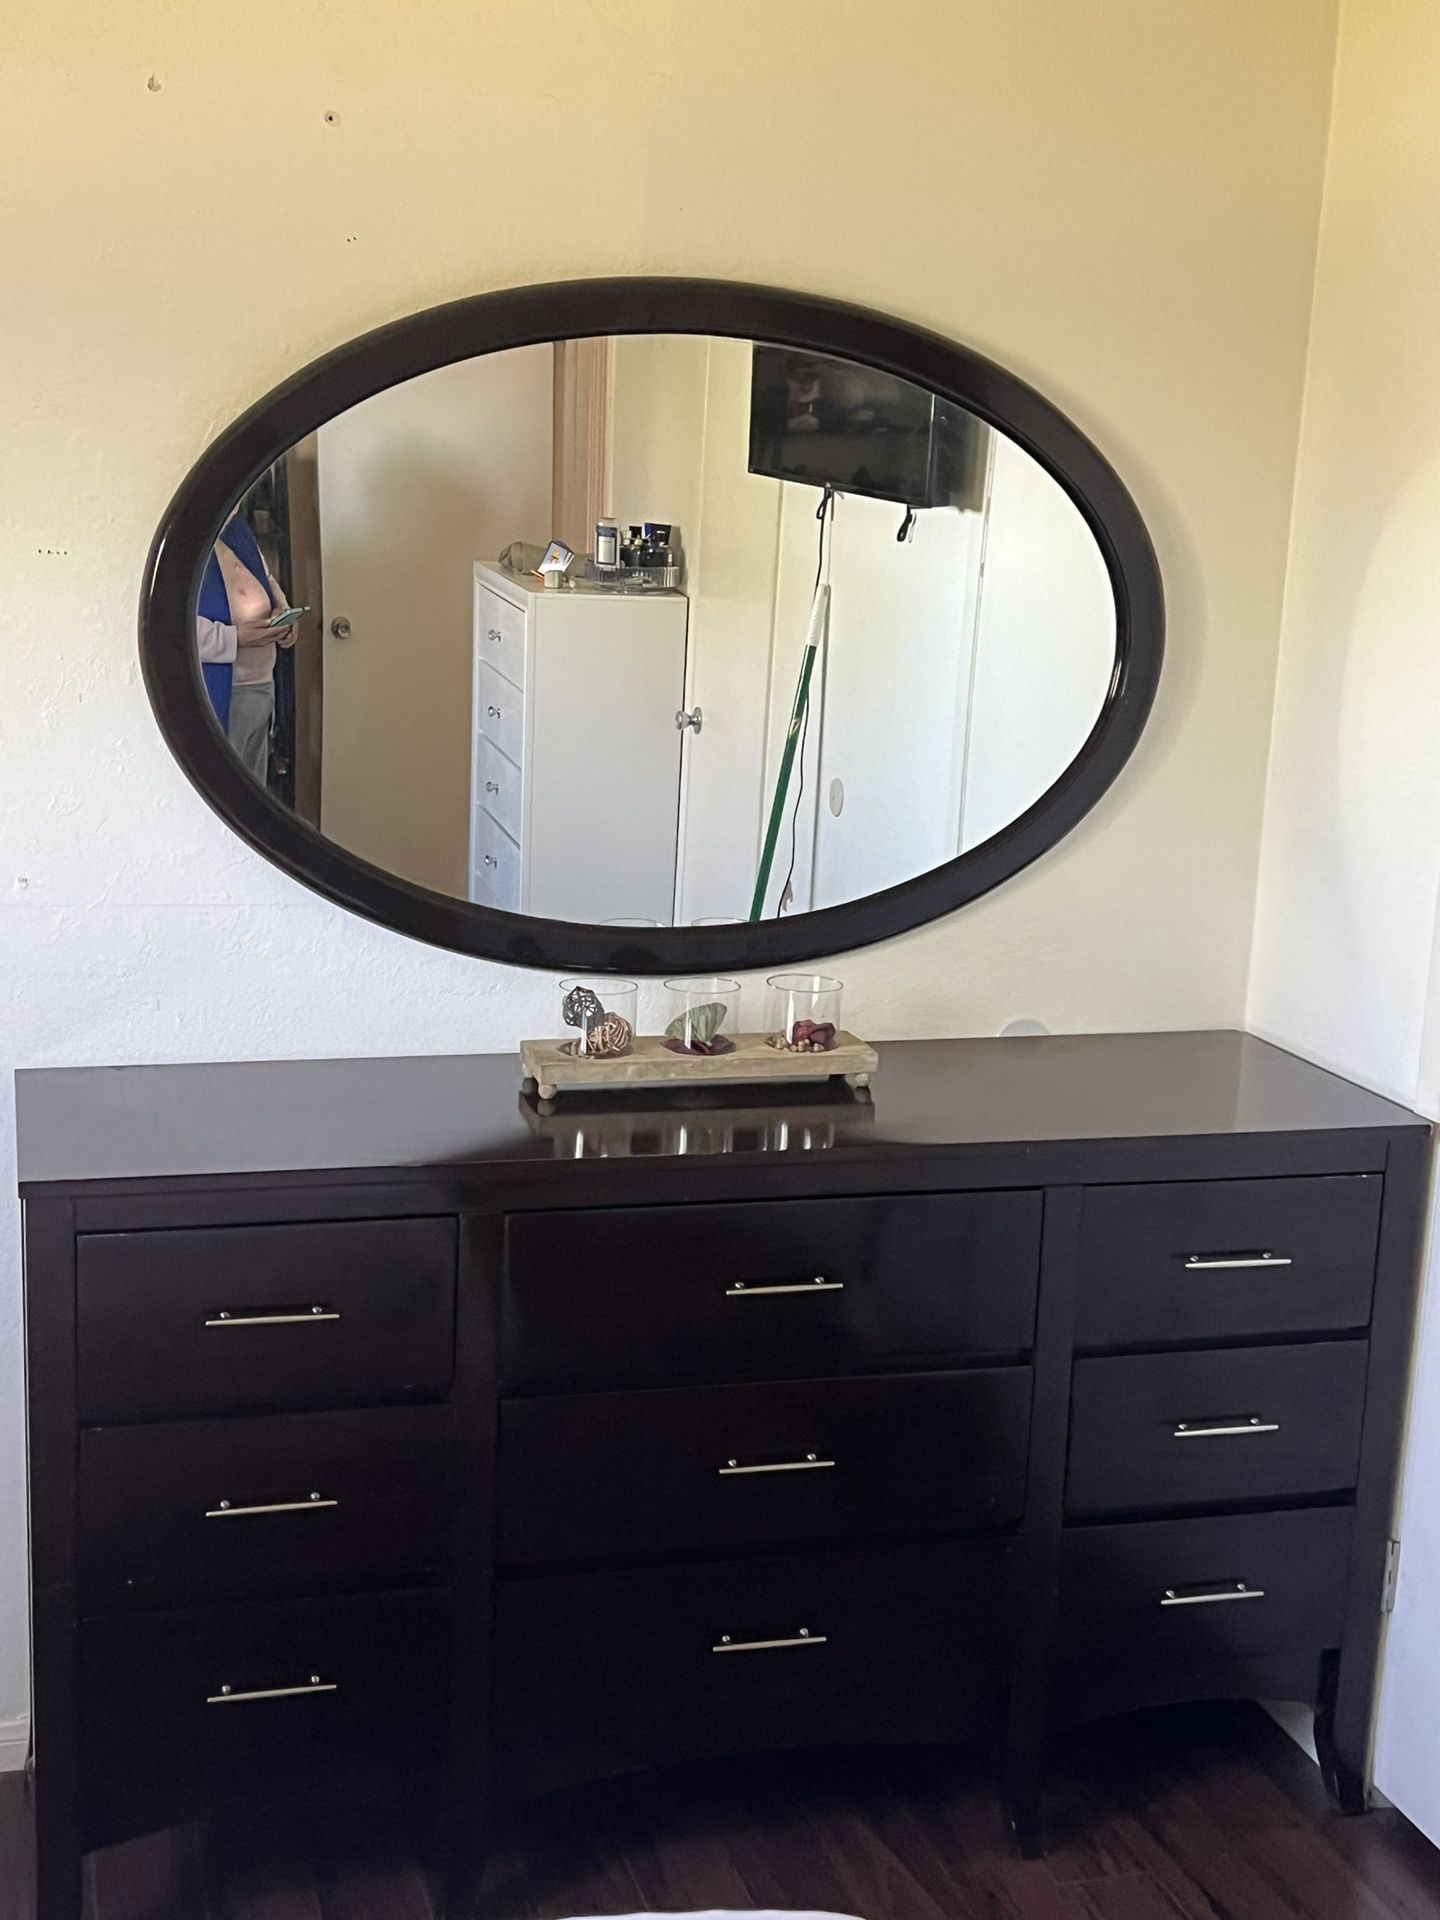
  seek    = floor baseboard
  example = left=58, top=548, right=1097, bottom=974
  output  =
left=0, top=1715, right=30, bottom=1773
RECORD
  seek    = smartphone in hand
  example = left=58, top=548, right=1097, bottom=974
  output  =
left=266, top=605, right=311, bottom=630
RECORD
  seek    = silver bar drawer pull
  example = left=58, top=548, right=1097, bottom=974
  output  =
left=718, top=1453, right=836, bottom=1477
left=1183, top=1253, right=1293, bottom=1271
left=1173, top=1417, right=1280, bottom=1439
left=205, top=1492, right=338, bottom=1519
left=1160, top=1582, right=1266, bottom=1608
left=204, top=1306, right=340, bottom=1328
left=206, top=1674, right=337, bottom=1705
left=712, top=1628, right=828, bottom=1654
left=725, top=1276, right=843, bottom=1298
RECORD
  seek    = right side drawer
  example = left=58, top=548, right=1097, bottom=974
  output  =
left=502, top=1191, right=1042, bottom=1392
left=78, top=1216, right=457, bottom=1421
left=1065, top=1341, right=1367, bottom=1517
left=1075, top=1175, right=1382, bottom=1346
left=1058, top=1507, right=1353, bottom=1669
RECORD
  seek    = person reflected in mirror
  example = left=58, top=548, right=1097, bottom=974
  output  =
left=194, top=511, right=294, bottom=782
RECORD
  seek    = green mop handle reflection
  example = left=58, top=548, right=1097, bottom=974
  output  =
left=749, top=584, right=830, bottom=921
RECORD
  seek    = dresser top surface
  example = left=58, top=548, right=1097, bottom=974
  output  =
left=13, top=1030, right=1426, bottom=1191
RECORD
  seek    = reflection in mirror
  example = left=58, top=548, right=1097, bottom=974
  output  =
left=197, top=336, right=1116, bottom=924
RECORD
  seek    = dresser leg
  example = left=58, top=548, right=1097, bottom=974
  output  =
left=435, top=1789, right=493, bottom=1918
left=28, top=1760, right=84, bottom=1920
left=34, top=1833, right=85, bottom=1920
left=1001, top=1720, right=1050, bottom=1861
left=1003, top=1777, right=1049, bottom=1859
left=1315, top=1651, right=1368, bottom=1815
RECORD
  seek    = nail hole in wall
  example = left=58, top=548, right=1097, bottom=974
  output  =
left=324, top=110, right=341, bottom=125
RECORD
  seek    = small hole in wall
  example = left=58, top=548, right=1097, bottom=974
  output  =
left=324, top=110, right=341, bottom=125
left=146, top=72, right=163, bottom=92
left=346, top=234, right=357, bottom=244
left=37, top=547, right=70, bottom=557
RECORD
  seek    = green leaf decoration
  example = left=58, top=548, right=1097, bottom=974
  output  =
left=665, top=1000, right=728, bottom=1047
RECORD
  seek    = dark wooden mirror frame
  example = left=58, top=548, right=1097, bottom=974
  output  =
left=140, top=277, right=1164, bottom=975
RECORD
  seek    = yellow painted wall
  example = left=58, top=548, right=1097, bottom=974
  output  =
left=0, top=0, right=1339, bottom=1736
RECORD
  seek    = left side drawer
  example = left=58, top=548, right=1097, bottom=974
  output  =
left=79, top=1405, right=454, bottom=1608
left=80, top=1587, right=449, bottom=1845
left=78, top=1217, right=457, bottom=1420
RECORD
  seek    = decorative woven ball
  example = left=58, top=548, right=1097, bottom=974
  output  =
left=582, top=1012, right=633, bottom=1058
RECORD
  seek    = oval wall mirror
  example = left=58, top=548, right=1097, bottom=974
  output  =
left=140, top=280, right=1163, bottom=974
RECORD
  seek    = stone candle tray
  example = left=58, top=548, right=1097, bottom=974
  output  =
left=520, top=1031, right=878, bottom=1104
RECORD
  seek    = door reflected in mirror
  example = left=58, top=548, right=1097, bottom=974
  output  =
left=196, top=335, right=1116, bottom=924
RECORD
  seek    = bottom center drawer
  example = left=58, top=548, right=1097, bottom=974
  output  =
left=499, top=1367, right=1032, bottom=1565
left=496, top=1540, right=1012, bottom=1792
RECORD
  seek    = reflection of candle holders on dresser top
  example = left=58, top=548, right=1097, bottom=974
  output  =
left=16, top=1031, right=1431, bottom=1919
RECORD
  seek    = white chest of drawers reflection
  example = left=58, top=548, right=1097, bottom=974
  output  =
left=469, top=562, right=690, bottom=923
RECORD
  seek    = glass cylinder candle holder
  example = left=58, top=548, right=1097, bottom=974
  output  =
left=663, top=977, right=741, bottom=1056
left=558, top=977, right=638, bottom=1059
left=765, top=973, right=843, bottom=1053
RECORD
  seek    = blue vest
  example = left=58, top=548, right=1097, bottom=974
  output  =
left=198, top=516, right=270, bottom=729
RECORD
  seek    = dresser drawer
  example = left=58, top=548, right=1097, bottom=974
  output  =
left=472, top=806, right=522, bottom=912
left=77, top=1217, right=456, bottom=1420
left=478, top=733, right=522, bottom=841
left=478, top=658, right=525, bottom=765
left=1058, top=1507, right=1353, bottom=1670
left=499, top=1366, right=1032, bottom=1567
left=496, top=1540, right=1011, bottom=1792
left=502, top=1192, right=1042, bottom=1392
left=79, top=1405, right=454, bottom=1607
left=1076, top=1175, right=1381, bottom=1346
left=477, top=587, right=526, bottom=691
left=80, top=1587, right=448, bottom=1842
left=1065, top=1340, right=1367, bottom=1516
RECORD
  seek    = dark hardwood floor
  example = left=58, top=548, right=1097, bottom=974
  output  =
left=5, top=1704, right=1440, bottom=1920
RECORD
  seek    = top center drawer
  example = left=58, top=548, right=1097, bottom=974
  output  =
left=501, top=1192, right=1040, bottom=1392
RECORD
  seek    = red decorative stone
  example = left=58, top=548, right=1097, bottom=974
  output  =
left=790, top=1020, right=837, bottom=1052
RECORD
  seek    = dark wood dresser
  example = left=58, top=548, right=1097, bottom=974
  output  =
left=16, top=1031, right=1430, bottom=1918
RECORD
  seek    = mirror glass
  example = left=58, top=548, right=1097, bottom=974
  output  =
left=194, top=335, right=1116, bottom=925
